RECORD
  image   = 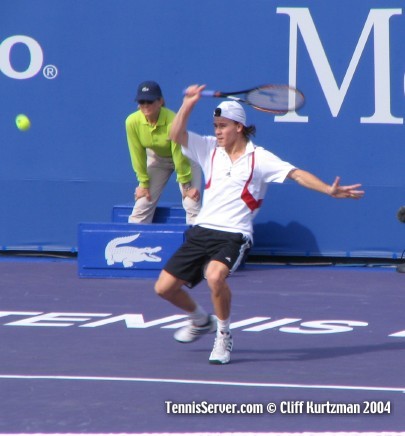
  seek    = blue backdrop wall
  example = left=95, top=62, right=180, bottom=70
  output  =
left=1, top=0, right=404, bottom=258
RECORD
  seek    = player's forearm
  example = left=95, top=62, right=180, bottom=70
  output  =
left=170, top=85, right=204, bottom=146
left=169, top=102, right=194, bottom=147
left=289, top=169, right=332, bottom=195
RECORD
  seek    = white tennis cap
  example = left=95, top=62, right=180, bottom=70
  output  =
left=214, top=101, right=246, bottom=126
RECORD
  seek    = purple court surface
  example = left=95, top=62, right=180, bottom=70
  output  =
left=0, top=255, right=404, bottom=436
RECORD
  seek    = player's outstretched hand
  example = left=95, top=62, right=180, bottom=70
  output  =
left=329, top=176, right=365, bottom=199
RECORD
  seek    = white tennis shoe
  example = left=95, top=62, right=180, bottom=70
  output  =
left=209, top=331, right=233, bottom=365
left=174, top=315, right=217, bottom=343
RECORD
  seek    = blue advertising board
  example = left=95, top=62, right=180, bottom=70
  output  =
left=1, top=0, right=404, bottom=258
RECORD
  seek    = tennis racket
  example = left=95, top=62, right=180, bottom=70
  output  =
left=198, top=84, right=305, bottom=114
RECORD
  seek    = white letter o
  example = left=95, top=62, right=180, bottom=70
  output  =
left=0, top=35, right=44, bottom=79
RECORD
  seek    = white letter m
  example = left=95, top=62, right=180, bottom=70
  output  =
left=276, top=8, right=403, bottom=124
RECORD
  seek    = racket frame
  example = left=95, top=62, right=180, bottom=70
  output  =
left=201, top=84, right=304, bottom=114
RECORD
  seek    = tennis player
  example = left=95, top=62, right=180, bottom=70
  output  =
left=154, top=84, right=365, bottom=365
left=126, top=81, right=201, bottom=224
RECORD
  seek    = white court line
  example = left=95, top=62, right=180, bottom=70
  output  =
left=0, top=374, right=404, bottom=394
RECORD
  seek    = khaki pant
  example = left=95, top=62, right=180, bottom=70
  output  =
left=128, top=150, right=202, bottom=225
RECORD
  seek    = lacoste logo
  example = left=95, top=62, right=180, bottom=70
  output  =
left=105, top=234, right=162, bottom=268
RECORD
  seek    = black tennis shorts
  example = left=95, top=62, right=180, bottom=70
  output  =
left=163, top=225, right=251, bottom=288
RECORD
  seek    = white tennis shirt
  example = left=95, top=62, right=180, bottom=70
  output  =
left=182, top=131, right=296, bottom=241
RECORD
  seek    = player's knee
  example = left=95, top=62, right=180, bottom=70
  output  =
left=154, top=277, right=168, bottom=298
left=205, top=268, right=226, bottom=291
left=154, top=271, right=179, bottom=299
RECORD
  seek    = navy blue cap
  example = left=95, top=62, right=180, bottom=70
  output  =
left=135, top=81, right=162, bottom=101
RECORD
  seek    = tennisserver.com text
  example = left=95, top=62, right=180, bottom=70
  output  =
left=165, top=400, right=391, bottom=415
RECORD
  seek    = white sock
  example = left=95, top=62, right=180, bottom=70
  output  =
left=217, top=318, right=230, bottom=335
left=189, top=304, right=209, bottom=326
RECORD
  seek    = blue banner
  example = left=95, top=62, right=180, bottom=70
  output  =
left=1, top=0, right=404, bottom=258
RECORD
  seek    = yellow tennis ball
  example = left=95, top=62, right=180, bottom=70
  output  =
left=16, top=114, right=31, bottom=131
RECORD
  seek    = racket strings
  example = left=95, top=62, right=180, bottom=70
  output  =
left=247, top=86, right=304, bottom=112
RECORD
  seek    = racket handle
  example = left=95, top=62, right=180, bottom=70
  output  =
left=182, top=89, right=215, bottom=97
left=200, top=90, right=215, bottom=97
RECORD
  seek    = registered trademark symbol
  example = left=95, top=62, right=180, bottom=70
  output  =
left=43, top=64, right=58, bottom=79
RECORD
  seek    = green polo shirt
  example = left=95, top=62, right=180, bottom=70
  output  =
left=125, top=107, right=192, bottom=188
